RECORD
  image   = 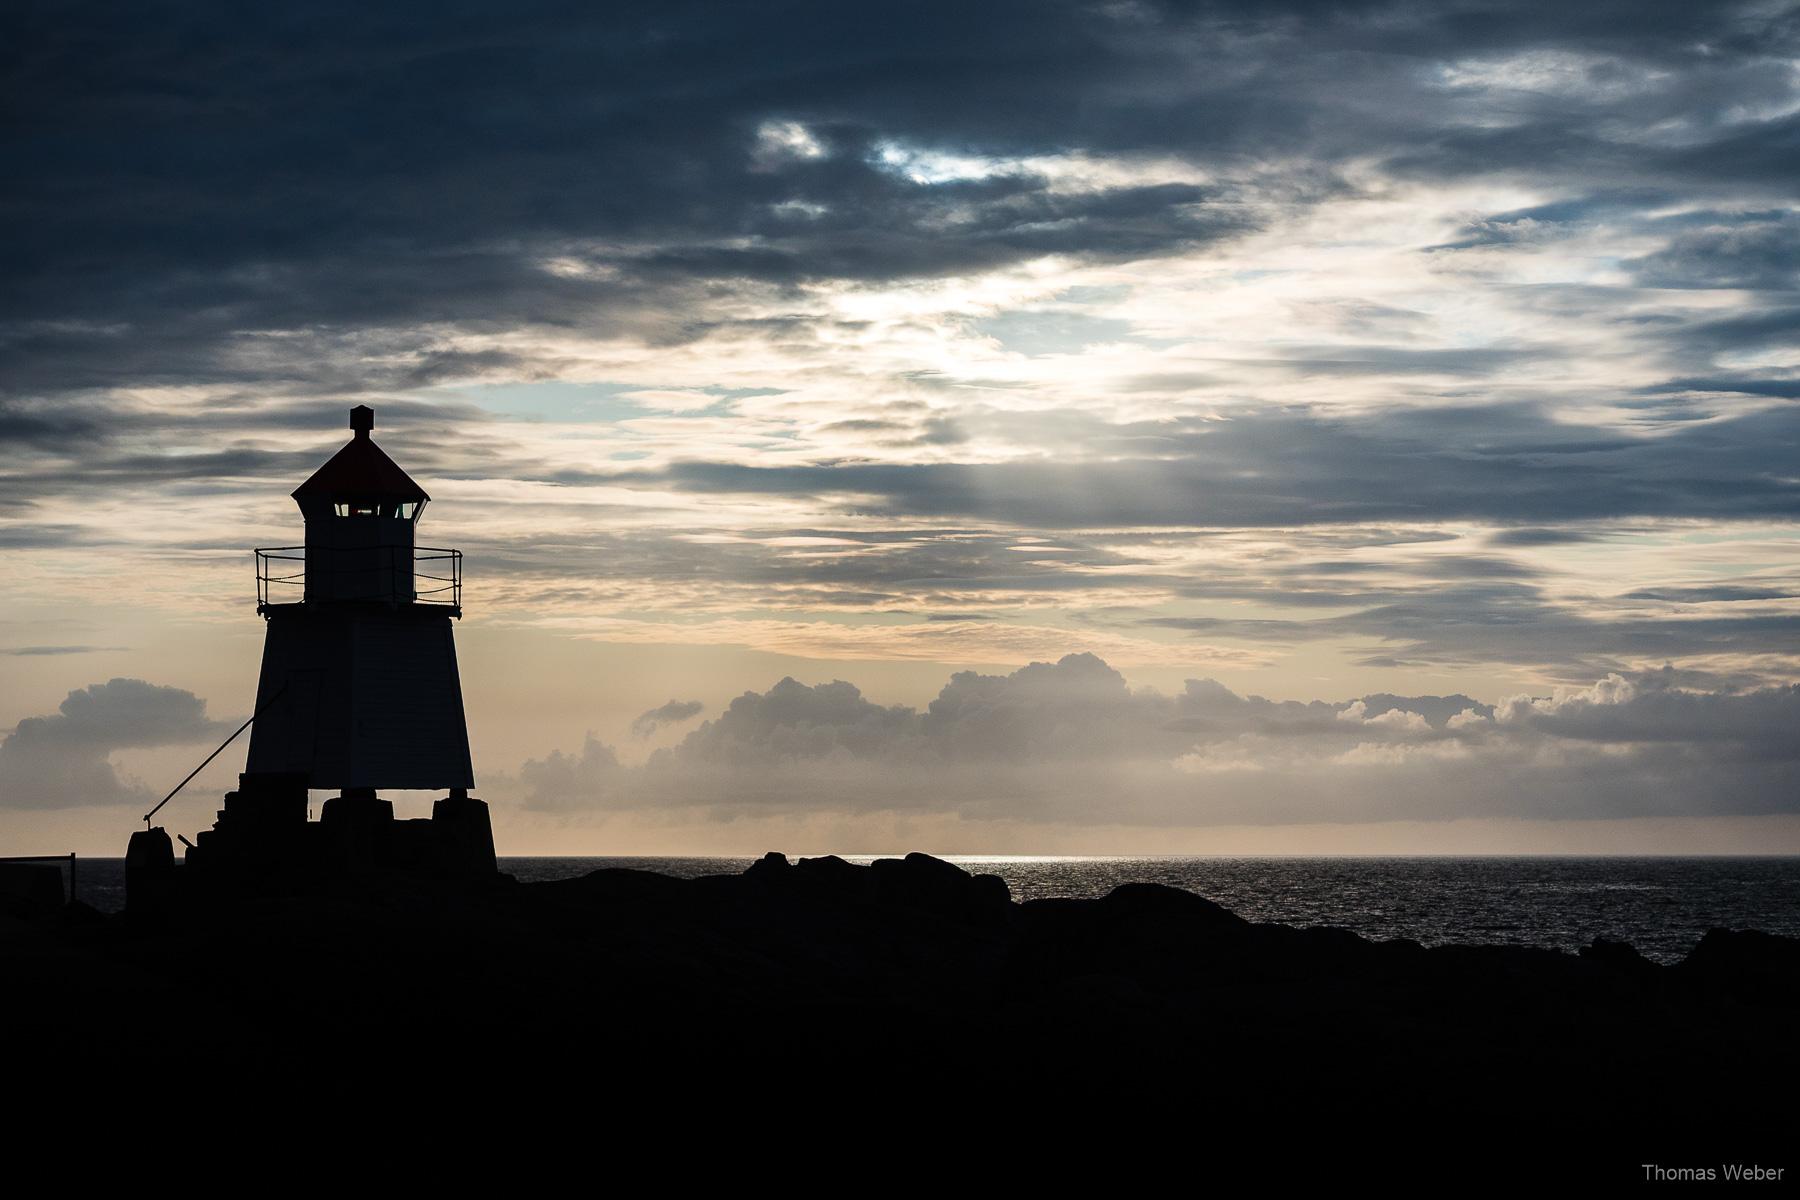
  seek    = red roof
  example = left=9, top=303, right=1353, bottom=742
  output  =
left=291, top=426, right=430, bottom=502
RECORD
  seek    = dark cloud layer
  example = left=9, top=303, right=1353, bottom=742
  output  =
left=5, top=1, right=1798, bottom=393
left=587, top=402, right=1800, bottom=527
left=6, top=1, right=1797, bottom=536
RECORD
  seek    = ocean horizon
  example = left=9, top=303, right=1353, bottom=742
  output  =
left=65, top=853, right=1800, bottom=963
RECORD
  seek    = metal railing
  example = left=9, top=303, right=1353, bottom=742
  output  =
left=414, top=548, right=462, bottom=608
left=256, top=547, right=305, bottom=606
left=256, top=545, right=462, bottom=612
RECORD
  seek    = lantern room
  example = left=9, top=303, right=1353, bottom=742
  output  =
left=289, top=404, right=430, bottom=605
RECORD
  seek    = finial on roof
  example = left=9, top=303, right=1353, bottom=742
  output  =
left=350, top=405, right=374, bottom=439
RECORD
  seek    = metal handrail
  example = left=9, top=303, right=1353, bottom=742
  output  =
left=143, top=683, right=286, bottom=826
left=255, top=545, right=461, bottom=611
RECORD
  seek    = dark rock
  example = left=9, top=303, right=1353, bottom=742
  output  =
left=791, top=853, right=866, bottom=898
left=551, top=866, right=692, bottom=904
left=970, top=872, right=1011, bottom=908
left=1678, top=927, right=1800, bottom=1004
left=745, top=851, right=791, bottom=882
left=6, top=847, right=1796, bottom=1174
left=1100, top=881, right=1246, bottom=929
left=1581, top=936, right=1660, bottom=980
left=868, top=852, right=1002, bottom=925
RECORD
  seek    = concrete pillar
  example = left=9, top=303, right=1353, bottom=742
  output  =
left=431, top=789, right=497, bottom=875
left=320, top=790, right=395, bottom=874
left=126, top=826, right=176, bottom=913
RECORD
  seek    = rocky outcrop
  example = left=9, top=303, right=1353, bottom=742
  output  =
left=5, top=851, right=1794, bottom=1172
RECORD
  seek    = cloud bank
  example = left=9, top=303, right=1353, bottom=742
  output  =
left=513, top=654, right=1800, bottom=826
left=5, top=0, right=1797, bottom=682
left=4, top=1, right=1798, bottom=848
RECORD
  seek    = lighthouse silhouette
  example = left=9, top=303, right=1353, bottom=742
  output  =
left=155, top=405, right=495, bottom=893
left=247, top=404, right=474, bottom=789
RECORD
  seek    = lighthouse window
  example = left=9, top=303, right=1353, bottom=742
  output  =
left=329, top=500, right=418, bottom=517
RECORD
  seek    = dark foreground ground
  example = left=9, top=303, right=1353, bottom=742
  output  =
left=5, top=852, right=1795, bottom=1183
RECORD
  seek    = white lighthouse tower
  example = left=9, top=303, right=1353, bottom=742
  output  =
left=160, top=405, right=494, bottom=890
left=246, top=404, right=475, bottom=792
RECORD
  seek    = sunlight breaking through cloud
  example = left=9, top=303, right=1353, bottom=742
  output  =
left=6, top=0, right=1800, bottom=851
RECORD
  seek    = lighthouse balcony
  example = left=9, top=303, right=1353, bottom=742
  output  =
left=256, top=545, right=462, bottom=615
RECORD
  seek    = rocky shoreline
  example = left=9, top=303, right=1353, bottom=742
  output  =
left=6, top=850, right=1794, bottom=1173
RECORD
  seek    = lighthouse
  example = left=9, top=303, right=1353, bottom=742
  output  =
left=166, top=405, right=494, bottom=890
left=246, top=404, right=475, bottom=791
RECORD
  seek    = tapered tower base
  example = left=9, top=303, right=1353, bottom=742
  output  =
left=246, top=603, right=474, bottom=791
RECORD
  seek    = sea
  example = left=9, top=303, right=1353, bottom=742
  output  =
left=61, top=854, right=1800, bottom=963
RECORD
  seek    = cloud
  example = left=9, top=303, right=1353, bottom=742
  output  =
left=672, top=678, right=919, bottom=766
left=630, top=699, right=705, bottom=737
left=581, top=401, right=1800, bottom=527
left=504, top=653, right=1797, bottom=825
left=1, top=645, right=125, bottom=656
left=1497, top=669, right=1800, bottom=751
left=1338, top=700, right=1432, bottom=733
left=1620, top=586, right=1795, bottom=603
left=1627, top=212, right=1800, bottom=291
left=515, top=735, right=627, bottom=813
left=0, top=679, right=233, bottom=809
left=7, top=0, right=1797, bottom=399
left=5, top=0, right=1800, bottom=733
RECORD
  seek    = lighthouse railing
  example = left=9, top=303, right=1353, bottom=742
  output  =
left=255, top=548, right=307, bottom=607
left=413, top=547, right=462, bottom=606
left=256, top=546, right=462, bottom=613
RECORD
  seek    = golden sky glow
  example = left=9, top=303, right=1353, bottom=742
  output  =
left=4, top=2, right=1798, bottom=853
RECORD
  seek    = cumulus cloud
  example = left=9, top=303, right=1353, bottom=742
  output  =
left=504, top=654, right=1798, bottom=825
left=1496, top=669, right=1800, bottom=751
left=1339, top=701, right=1433, bottom=733
left=0, top=679, right=232, bottom=809
left=516, top=736, right=627, bottom=813
left=674, top=677, right=918, bottom=765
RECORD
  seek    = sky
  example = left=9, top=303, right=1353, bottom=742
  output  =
left=3, top=0, right=1799, bottom=855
